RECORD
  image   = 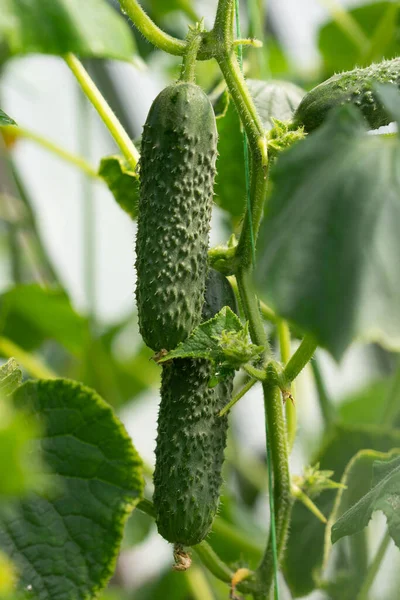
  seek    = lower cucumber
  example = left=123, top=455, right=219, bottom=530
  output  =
left=153, top=270, right=237, bottom=546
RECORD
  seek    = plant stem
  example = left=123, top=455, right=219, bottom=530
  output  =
left=185, top=565, right=215, bottom=600
left=1, top=125, right=100, bottom=179
left=0, top=337, right=56, bottom=380
left=356, top=531, right=391, bottom=600
left=380, top=357, right=400, bottom=426
left=194, top=541, right=256, bottom=594
left=219, top=376, right=257, bottom=416
left=283, top=335, right=317, bottom=384
left=64, top=54, right=139, bottom=169
left=256, top=380, right=291, bottom=599
left=236, top=268, right=269, bottom=353
left=118, top=0, right=187, bottom=56
left=179, top=27, right=203, bottom=83
left=291, top=485, right=327, bottom=524
left=311, top=357, right=336, bottom=428
left=278, top=320, right=296, bottom=452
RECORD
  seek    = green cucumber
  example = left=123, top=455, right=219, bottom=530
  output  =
left=135, top=82, right=217, bottom=352
left=293, top=58, right=400, bottom=132
left=153, top=270, right=237, bottom=546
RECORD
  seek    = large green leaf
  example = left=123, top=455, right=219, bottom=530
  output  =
left=0, top=359, right=45, bottom=498
left=255, top=101, right=400, bottom=360
left=0, top=378, right=144, bottom=599
left=215, top=79, right=305, bottom=218
left=338, top=379, right=389, bottom=425
left=318, top=2, right=400, bottom=74
left=283, top=423, right=400, bottom=597
left=0, top=285, right=88, bottom=355
left=332, top=451, right=400, bottom=546
left=0, top=108, right=15, bottom=126
left=0, top=0, right=135, bottom=61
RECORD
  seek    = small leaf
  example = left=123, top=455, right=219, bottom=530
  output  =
left=99, top=155, right=139, bottom=219
left=292, top=463, right=344, bottom=499
left=256, top=102, right=400, bottom=360
left=0, top=0, right=136, bottom=62
left=0, top=109, right=16, bottom=126
left=159, top=307, right=263, bottom=374
left=332, top=451, right=400, bottom=546
left=0, top=378, right=144, bottom=599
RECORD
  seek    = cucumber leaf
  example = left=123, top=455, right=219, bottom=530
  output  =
left=99, top=155, right=139, bottom=220
left=0, top=0, right=135, bottom=61
left=0, top=378, right=144, bottom=599
left=255, top=96, right=400, bottom=360
left=332, top=451, right=400, bottom=546
left=158, top=307, right=264, bottom=376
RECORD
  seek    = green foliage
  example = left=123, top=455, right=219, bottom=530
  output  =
left=318, top=2, right=400, bottom=74
left=0, top=0, right=136, bottom=61
left=0, top=284, right=88, bottom=356
left=99, top=155, right=139, bottom=219
left=332, top=451, right=400, bottom=546
left=135, top=82, right=217, bottom=351
left=0, top=378, right=144, bottom=599
left=0, top=109, right=15, bottom=126
left=256, top=96, right=400, bottom=360
left=284, top=424, right=400, bottom=596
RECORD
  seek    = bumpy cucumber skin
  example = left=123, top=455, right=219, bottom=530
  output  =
left=135, top=83, right=217, bottom=352
left=294, top=58, right=400, bottom=132
left=153, top=270, right=236, bottom=546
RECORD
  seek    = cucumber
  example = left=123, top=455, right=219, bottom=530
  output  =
left=135, top=82, right=217, bottom=352
left=153, top=270, right=236, bottom=546
left=293, top=58, right=400, bottom=132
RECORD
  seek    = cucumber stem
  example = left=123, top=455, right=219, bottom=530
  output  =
left=65, top=54, right=139, bottom=170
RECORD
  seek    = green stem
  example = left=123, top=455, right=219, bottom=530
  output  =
left=236, top=268, right=269, bottom=353
left=243, top=364, right=266, bottom=381
left=1, top=125, right=100, bottom=179
left=0, top=337, right=56, bottom=380
left=380, top=357, right=400, bottom=426
left=118, top=0, right=187, bottom=56
left=194, top=541, right=256, bottom=594
left=311, top=358, right=336, bottom=428
left=278, top=320, right=296, bottom=452
left=179, top=27, right=203, bottom=83
left=185, top=565, right=215, bottom=600
left=291, top=485, right=327, bottom=524
left=356, top=531, right=391, bottom=600
left=256, top=380, right=291, bottom=599
left=283, top=335, right=317, bottom=384
left=219, top=376, right=257, bottom=416
left=64, top=54, right=139, bottom=170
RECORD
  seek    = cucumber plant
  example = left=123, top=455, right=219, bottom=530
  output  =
left=1, top=1, right=400, bottom=600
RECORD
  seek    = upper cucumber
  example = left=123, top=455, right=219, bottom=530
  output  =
left=293, top=58, right=400, bottom=132
left=135, top=82, right=217, bottom=351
